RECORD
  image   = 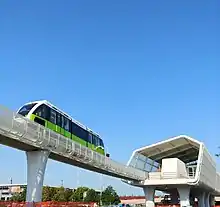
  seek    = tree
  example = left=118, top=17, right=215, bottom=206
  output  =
left=71, top=187, right=89, bottom=201
left=84, top=189, right=100, bottom=202
left=10, top=186, right=26, bottom=201
left=101, top=185, right=120, bottom=205
left=51, top=186, right=66, bottom=202
left=42, top=186, right=73, bottom=202
left=64, top=188, right=73, bottom=202
left=42, top=186, right=56, bottom=201
left=10, top=192, right=25, bottom=202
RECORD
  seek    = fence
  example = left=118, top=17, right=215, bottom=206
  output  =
left=0, top=202, right=97, bottom=207
left=0, top=203, right=217, bottom=207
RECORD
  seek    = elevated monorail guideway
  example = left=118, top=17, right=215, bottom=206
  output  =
left=0, top=104, right=146, bottom=202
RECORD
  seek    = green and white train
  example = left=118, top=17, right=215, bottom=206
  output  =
left=17, top=100, right=108, bottom=156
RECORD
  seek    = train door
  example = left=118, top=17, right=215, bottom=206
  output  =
left=48, top=108, right=57, bottom=133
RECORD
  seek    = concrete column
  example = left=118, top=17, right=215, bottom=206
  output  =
left=191, top=192, right=198, bottom=207
left=26, top=150, right=50, bottom=202
left=177, top=186, right=191, bottom=207
left=198, top=192, right=205, bottom=207
left=209, top=195, right=215, bottom=207
left=170, top=188, right=179, bottom=204
left=189, top=193, right=195, bottom=207
left=143, top=186, right=155, bottom=207
left=204, top=192, right=210, bottom=207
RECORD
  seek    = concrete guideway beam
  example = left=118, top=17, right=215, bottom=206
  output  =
left=143, top=187, right=155, bottom=207
left=26, top=150, right=50, bottom=202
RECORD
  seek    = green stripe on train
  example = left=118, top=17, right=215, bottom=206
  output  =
left=30, top=114, right=105, bottom=155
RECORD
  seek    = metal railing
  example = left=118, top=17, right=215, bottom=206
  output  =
left=186, top=165, right=197, bottom=178
left=144, top=166, right=197, bottom=180
left=0, top=105, right=146, bottom=181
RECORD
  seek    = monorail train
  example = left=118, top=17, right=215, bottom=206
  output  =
left=17, top=100, right=108, bottom=156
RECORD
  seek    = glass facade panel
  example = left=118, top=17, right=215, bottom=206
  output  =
left=145, top=163, right=152, bottom=172
left=135, top=160, right=145, bottom=170
left=152, top=166, right=158, bottom=172
left=138, top=153, right=147, bottom=162
left=128, top=152, right=160, bottom=172
left=128, top=158, right=137, bottom=167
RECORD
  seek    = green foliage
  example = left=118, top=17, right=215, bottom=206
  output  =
left=42, top=186, right=56, bottom=201
left=64, top=188, right=73, bottom=202
left=10, top=185, right=120, bottom=204
left=84, top=189, right=100, bottom=203
left=101, top=185, right=120, bottom=205
left=70, top=186, right=89, bottom=201
left=10, top=186, right=26, bottom=202
left=51, top=186, right=66, bottom=202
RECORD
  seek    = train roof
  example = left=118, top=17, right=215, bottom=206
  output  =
left=21, top=100, right=101, bottom=137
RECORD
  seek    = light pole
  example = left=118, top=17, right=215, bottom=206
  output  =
left=99, top=174, right=104, bottom=206
left=9, top=177, right=12, bottom=200
left=77, top=169, right=80, bottom=187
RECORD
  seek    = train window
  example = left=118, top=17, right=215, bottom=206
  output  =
left=34, top=117, right=45, bottom=126
left=50, top=109, right=56, bottom=124
left=44, top=105, right=50, bottom=120
left=60, top=115, right=64, bottom=128
left=72, top=122, right=88, bottom=141
left=18, top=103, right=37, bottom=116
left=92, top=135, right=95, bottom=145
left=92, top=135, right=99, bottom=146
left=80, top=128, right=88, bottom=141
left=88, top=133, right=92, bottom=143
left=64, top=117, right=70, bottom=132
left=100, top=139, right=104, bottom=147
left=33, top=104, right=47, bottom=119
left=71, top=122, right=77, bottom=136
left=97, top=137, right=100, bottom=146
left=56, top=112, right=61, bottom=127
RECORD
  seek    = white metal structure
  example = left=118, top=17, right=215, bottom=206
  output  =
left=123, top=135, right=220, bottom=207
left=0, top=105, right=146, bottom=202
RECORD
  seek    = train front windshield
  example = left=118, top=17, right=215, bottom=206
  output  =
left=18, top=103, right=36, bottom=116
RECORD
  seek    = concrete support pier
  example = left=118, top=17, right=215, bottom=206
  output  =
left=26, top=150, right=50, bottom=202
left=210, top=195, right=215, bottom=207
left=178, top=186, right=191, bottom=207
left=198, top=192, right=205, bottom=207
left=143, top=187, right=155, bottom=207
left=170, top=188, right=179, bottom=204
left=204, top=192, right=210, bottom=207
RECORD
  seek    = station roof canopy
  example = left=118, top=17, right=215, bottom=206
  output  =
left=136, top=135, right=201, bottom=164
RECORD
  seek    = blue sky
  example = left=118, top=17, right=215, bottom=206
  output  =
left=0, top=0, right=219, bottom=195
